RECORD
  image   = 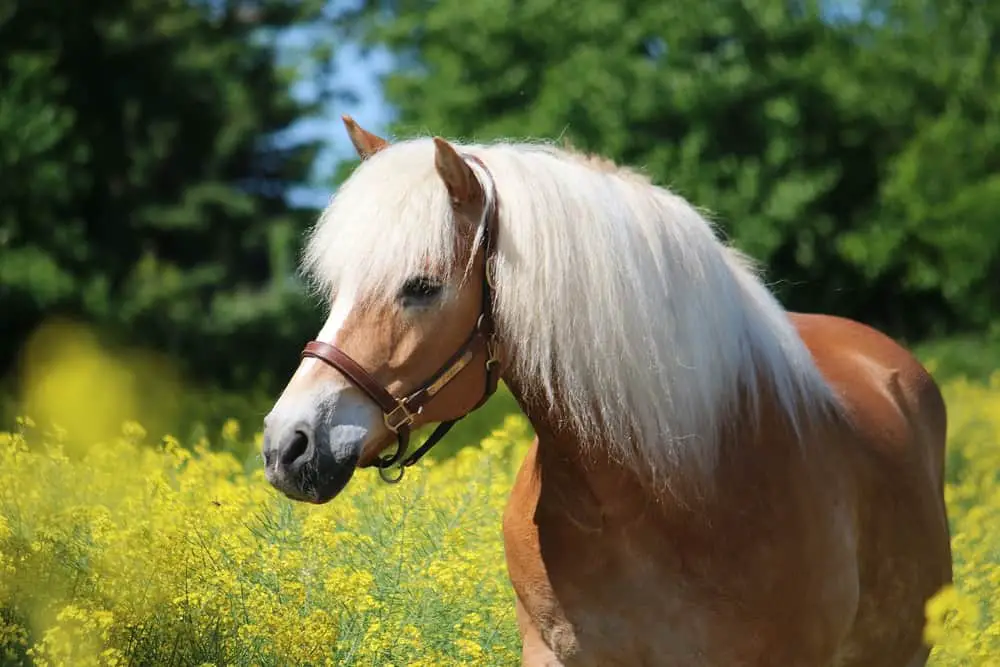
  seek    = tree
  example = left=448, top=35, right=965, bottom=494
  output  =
left=339, top=0, right=1000, bottom=341
left=0, top=0, right=339, bottom=391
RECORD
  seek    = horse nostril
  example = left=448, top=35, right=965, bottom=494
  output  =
left=280, top=429, right=310, bottom=467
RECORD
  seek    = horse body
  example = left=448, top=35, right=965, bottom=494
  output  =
left=503, top=313, right=951, bottom=666
left=261, top=119, right=951, bottom=667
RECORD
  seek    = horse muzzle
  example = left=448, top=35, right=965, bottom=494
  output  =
left=262, top=417, right=364, bottom=504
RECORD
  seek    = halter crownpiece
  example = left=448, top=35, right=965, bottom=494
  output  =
left=300, top=153, right=502, bottom=483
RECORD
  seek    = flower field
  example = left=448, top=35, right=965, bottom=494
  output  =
left=0, top=413, right=532, bottom=667
left=1, top=368, right=998, bottom=664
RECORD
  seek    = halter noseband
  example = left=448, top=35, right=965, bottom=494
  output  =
left=300, top=154, right=502, bottom=483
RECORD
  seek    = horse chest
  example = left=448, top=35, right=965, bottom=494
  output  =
left=504, top=503, right=774, bottom=666
left=502, top=441, right=858, bottom=666
left=505, top=489, right=747, bottom=663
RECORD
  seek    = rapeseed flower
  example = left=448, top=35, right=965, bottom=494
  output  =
left=0, top=412, right=526, bottom=665
left=0, top=361, right=996, bottom=664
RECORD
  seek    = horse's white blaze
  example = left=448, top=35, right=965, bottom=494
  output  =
left=300, top=138, right=842, bottom=489
left=266, top=290, right=371, bottom=436
left=294, top=289, right=357, bottom=382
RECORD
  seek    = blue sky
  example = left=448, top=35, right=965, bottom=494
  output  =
left=274, top=12, right=396, bottom=210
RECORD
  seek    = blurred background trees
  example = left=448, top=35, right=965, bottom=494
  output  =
left=0, top=0, right=335, bottom=397
left=2, top=0, right=998, bottom=436
left=342, top=0, right=1000, bottom=342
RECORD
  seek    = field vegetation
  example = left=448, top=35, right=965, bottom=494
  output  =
left=0, top=325, right=998, bottom=665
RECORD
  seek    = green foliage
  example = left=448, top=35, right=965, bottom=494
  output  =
left=0, top=0, right=333, bottom=391
left=340, top=0, right=1000, bottom=342
left=916, top=334, right=1000, bottom=384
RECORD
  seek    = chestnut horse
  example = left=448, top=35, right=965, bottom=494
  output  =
left=262, top=116, right=952, bottom=666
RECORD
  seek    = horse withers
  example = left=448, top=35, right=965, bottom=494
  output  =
left=261, top=117, right=952, bottom=666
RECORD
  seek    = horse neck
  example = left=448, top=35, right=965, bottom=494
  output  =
left=500, top=370, right=816, bottom=522
left=501, top=373, right=687, bottom=521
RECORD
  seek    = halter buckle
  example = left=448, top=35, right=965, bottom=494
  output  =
left=485, top=254, right=497, bottom=289
left=384, top=401, right=418, bottom=433
left=485, top=335, right=500, bottom=370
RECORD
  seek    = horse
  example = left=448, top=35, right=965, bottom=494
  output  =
left=261, top=116, right=953, bottom=666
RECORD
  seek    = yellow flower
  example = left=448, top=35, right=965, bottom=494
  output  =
left=221, top=418, right=241, bottom=442
left=0, top=378, right=997, bottom=665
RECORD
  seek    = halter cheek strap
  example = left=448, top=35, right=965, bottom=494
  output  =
left=299, top=153, right=502, bottom=483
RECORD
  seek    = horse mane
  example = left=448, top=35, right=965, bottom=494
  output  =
left=302, top=137, right=840, bottom=484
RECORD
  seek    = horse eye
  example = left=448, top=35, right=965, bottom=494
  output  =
left=399, top=276, right=443, bottom=303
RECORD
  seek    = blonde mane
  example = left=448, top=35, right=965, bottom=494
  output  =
left=302, top=137, right=839, bottom=483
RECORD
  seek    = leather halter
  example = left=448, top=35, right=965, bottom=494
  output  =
left=300, top=154, right=502, bottom=483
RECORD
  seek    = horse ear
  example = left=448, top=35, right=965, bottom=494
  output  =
left=342, top=114, right=389, bottom=160
left=433, top=136, right=481, bottom=205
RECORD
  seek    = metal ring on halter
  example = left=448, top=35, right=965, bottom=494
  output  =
left=378, top=461, right=406, bottom=483
left=373, top=433, right=408, bottom=469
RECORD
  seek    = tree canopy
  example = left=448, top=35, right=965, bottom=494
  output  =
left=0, top=0, right=335, bottom=391
left=341, top=0, right=1000, bottom=342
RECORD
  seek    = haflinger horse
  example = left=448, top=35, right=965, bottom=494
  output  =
left=262, top=116, right=952, bottom=666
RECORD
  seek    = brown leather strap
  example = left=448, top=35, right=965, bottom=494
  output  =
left=465, top=152, right=502, bottom=406
left=302, top=341, right=399, bottom=415
left=398, top=330, right=484, bottom=412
